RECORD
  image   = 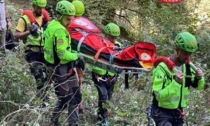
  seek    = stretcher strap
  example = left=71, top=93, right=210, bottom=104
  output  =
left=94, top=40, right=116, bottom=63
left=108, top=53, right=117, bottom=71
left=109, top=53, right=118, bottom=64
left=77, top=31, right=89, bottom=52
left=94, top=46, right=107, bottom=63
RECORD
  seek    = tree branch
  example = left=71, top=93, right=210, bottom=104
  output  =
left=113, top=12, right=135, bottom=29
left=124, top=8, right=140, bottom=14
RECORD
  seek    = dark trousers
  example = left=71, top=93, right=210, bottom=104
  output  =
left=25, top=51, right=48, bottom=102
left=6, top=29, right=16, bottom=50
left=92, top=72, right=118, bottom=120
left=51, top=64, right=81, bottom=125
left=151, top=105, right=184, bottom=126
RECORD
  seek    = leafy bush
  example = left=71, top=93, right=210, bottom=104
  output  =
left=0, top=50, right=36, bottom=120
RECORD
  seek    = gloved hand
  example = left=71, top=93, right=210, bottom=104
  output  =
left=195, top=68, right=204, bottom=80
left=113, top=46, right=122, bottom=51
left=175, top=71, right=183, bottom=84
left=30, top=24, right=39, bottom=36
left=42, top=22, right=49, bottom=30
left=74, top=56, right=85, bottom=71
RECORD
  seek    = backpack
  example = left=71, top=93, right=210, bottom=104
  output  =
left=21, top=9, right=51, bottom=29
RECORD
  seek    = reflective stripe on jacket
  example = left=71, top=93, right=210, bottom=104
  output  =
left=92, top=66, right=115, bottom=77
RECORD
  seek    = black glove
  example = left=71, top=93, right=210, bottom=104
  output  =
left=30, top=24, right=39, bottom=36
left=42, top=22, right=49, bottom=30
left=74, top=56, right=85, bottom=71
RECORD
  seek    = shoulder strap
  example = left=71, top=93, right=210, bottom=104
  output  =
left=23, top=9, right=51, bottom=27
left=185, top=63, right=195, bottom=88
left=22, top=10, right=36, bottom=24
left=159, top=64, right=172, bottom=89
left=20, top=15, right=30, bottom=43
left=20, top=16, right=29, bottom=32
left=42, top=9, right=51, bottom=22
left=53, top=36, right=60, bottom=66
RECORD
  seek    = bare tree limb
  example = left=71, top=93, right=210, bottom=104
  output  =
left=113, top=12, right=135, bottom=29
left=123, top=7, right=140, bottom=14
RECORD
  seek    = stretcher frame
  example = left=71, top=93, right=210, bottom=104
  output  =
left=78, top=52, right=152, bottom=74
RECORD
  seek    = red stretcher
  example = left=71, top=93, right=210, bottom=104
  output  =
left=68, top=17, right=157, bottom=73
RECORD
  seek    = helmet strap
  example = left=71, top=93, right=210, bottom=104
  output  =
left=56, top=13, right=63, bottom=22
left=58, top=15, right=63, bottom=21
left=57, top=15, right=66, bottom=27
left=173, top=49, right=182, bottom=66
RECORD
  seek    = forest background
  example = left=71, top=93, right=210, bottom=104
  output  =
left=1, top=0, right=210, bottom=125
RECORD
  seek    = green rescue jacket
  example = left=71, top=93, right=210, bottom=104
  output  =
left=44, top=20, right=78, bottom=65
left=152, top=62, right=205, bottom=109
left=21, top=15, right=44, bottom=50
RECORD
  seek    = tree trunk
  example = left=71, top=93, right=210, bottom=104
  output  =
left=0, top=0, right=6, bottom=52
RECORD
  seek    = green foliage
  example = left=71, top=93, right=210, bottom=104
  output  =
left=6, top=5, right=21, bottom=34
left=0, top=50, right=36, bottom=120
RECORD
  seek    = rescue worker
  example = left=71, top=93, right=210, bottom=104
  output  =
left=92, top=22, right=122, bottom=126
left=44, top=1, right=84, bottom=125
left=151, top=32, right=205, bottom=126
left=72, top=0, right=85, bottom=114
left=14, top=0, right=50, bottom=107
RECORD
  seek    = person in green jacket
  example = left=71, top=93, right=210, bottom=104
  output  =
left=151, top=32, right=205, bottom=126
left=92, top=22, right=122, bottom=126
left=44, top=1, right=84, bottom=125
